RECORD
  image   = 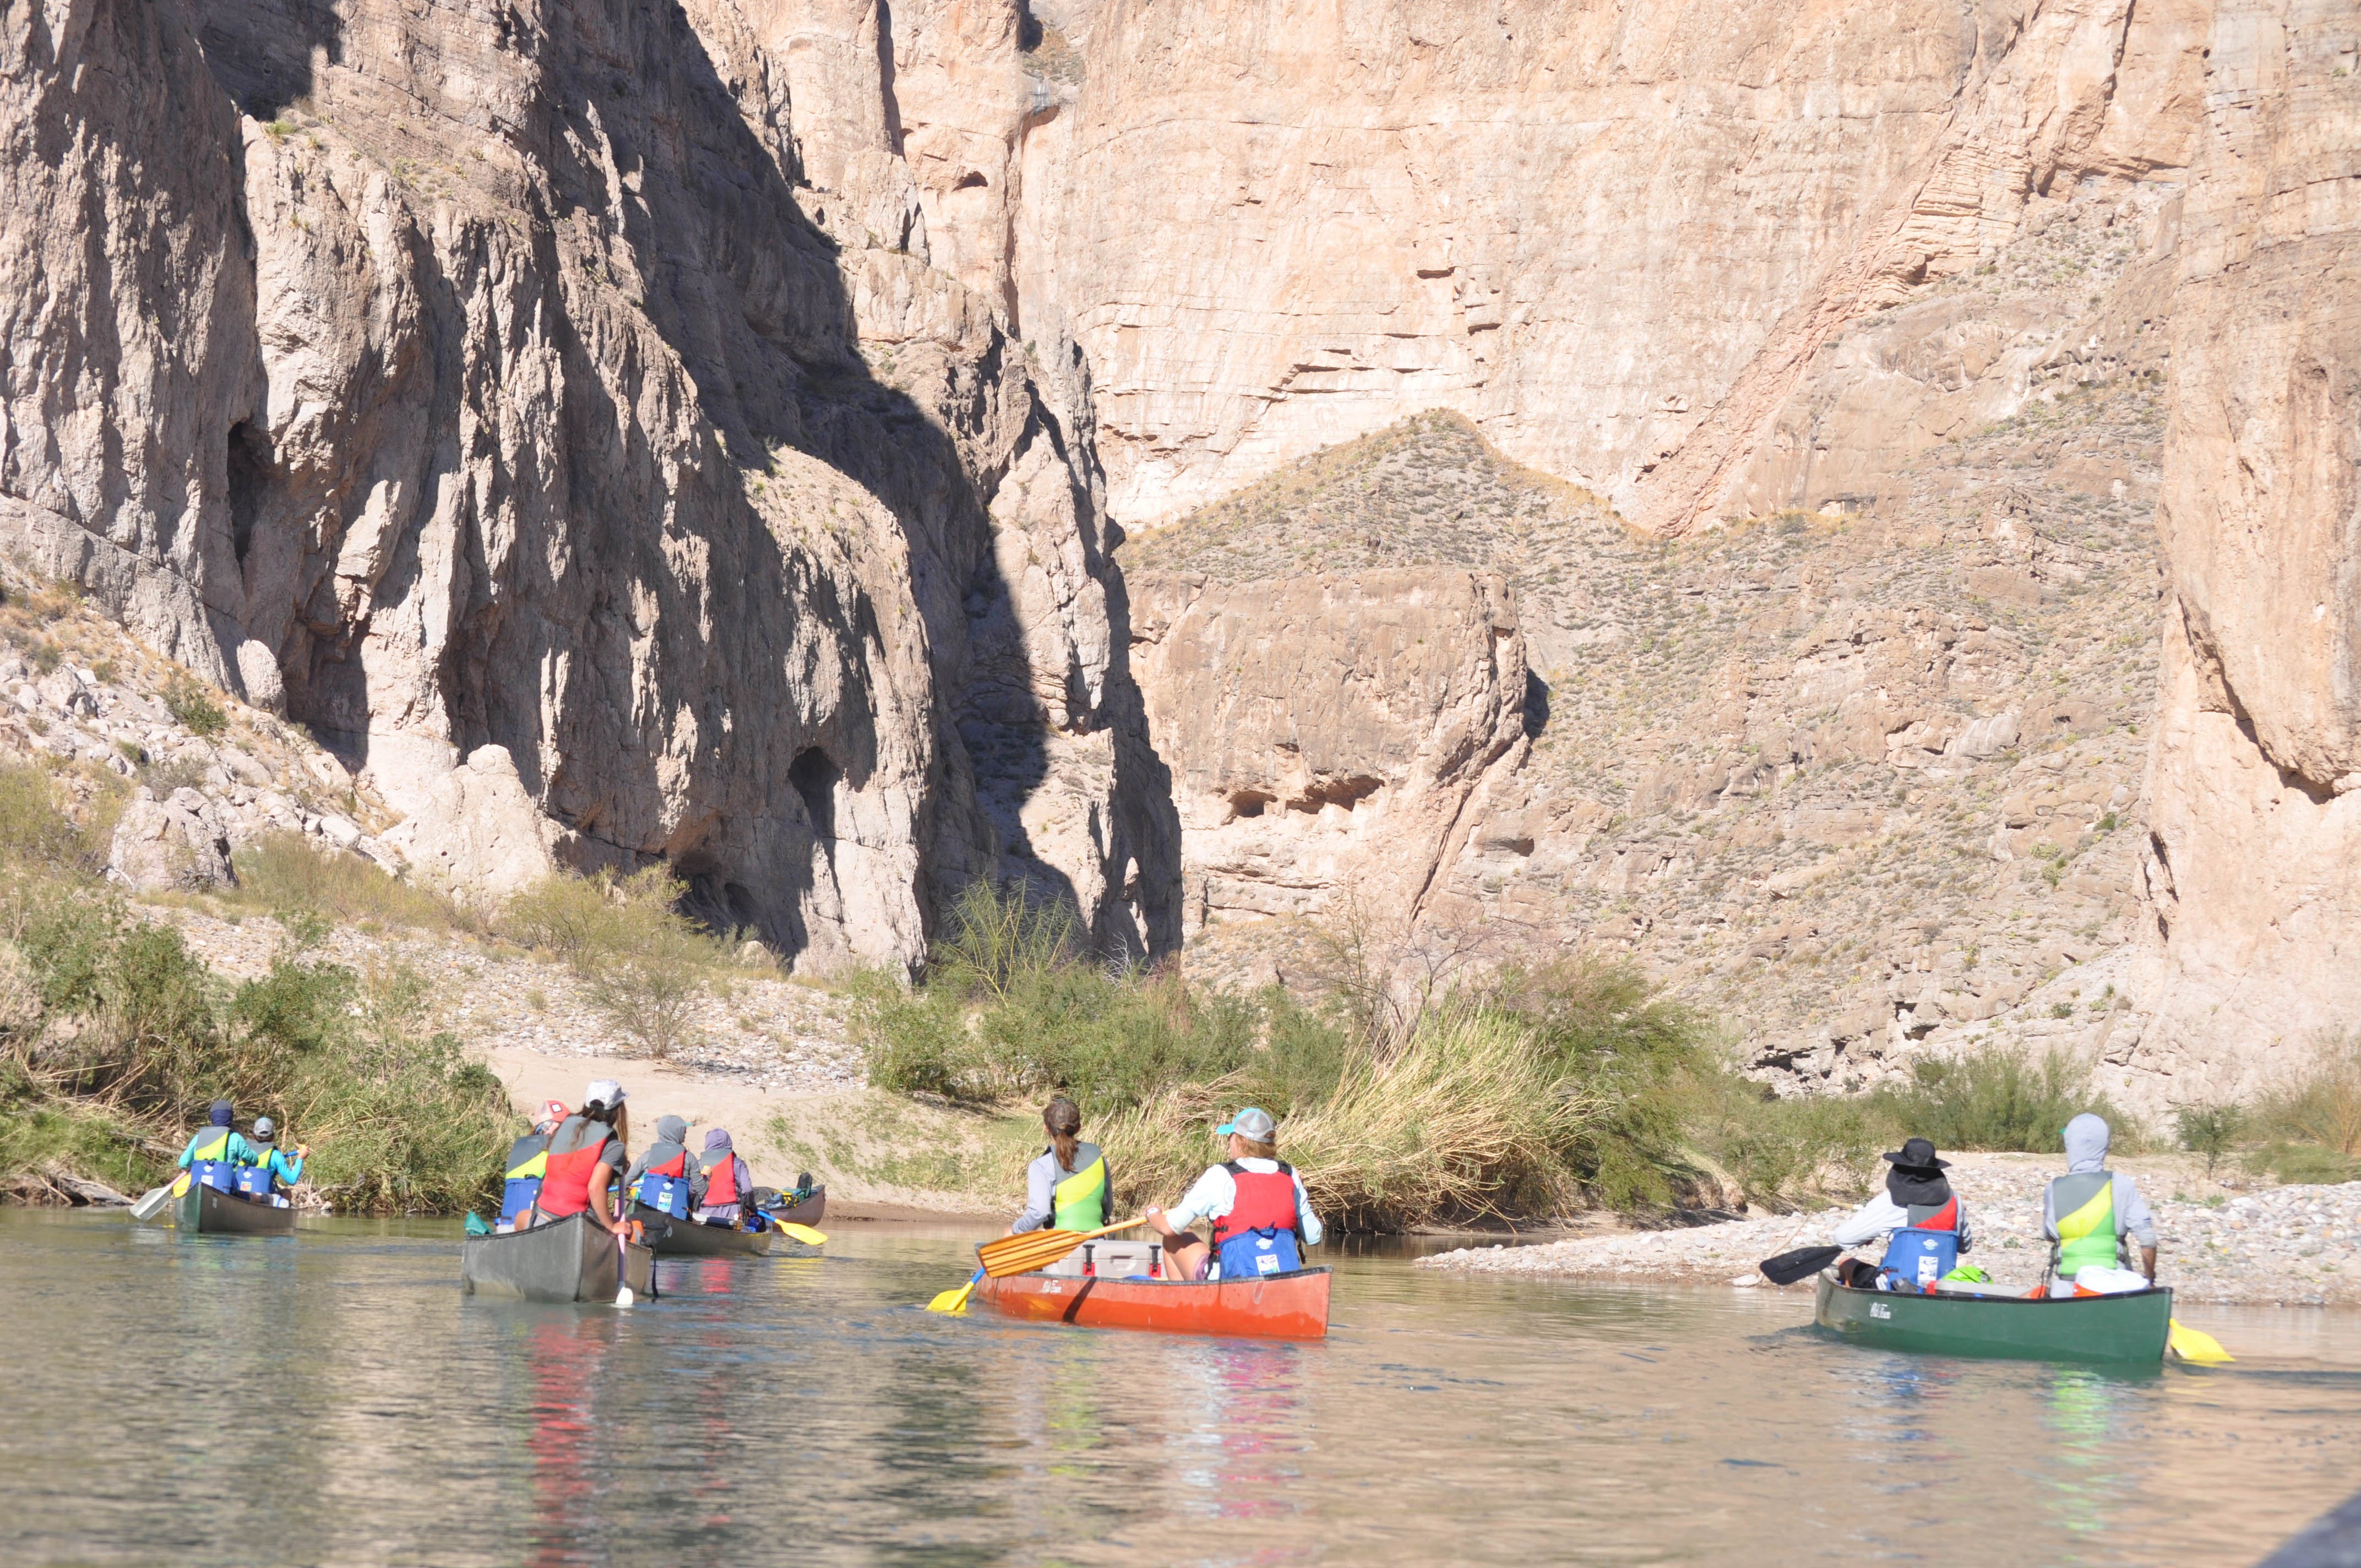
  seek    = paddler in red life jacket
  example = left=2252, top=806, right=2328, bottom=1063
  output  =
left=694, top=1128, right=752, bottom=1229
left=1141, top=1106, right=1324, bottom=1282
left=1829, top=1136, right=1973, bottom=1291
left=623, top=1114, right=705, bottom=1223
left=527, top=1080, right=630, bottom=1237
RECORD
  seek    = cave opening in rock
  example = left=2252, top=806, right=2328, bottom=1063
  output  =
left=791, top=746, right=842, bottom=851
left=1228, top=789, right=1272, bottom=820
left=226, top=420, right=271, bottom=568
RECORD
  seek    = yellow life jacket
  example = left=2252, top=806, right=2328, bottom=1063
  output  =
left=1051, top=1148, right=1108, bottom=1232
left=2053, top=1172, right=2125, bottom=1276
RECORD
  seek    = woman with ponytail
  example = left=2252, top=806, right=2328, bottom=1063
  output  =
left=1009, top=1097, right=1112, bottom=1234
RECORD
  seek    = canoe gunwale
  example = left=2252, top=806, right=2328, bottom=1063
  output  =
left=176, top=1179, right=299, bottom=1236
left=460, top=1210, right=657, bottom=1303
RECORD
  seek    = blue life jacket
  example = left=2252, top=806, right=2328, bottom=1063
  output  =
left=193, top=1161, right=237, bottom=1193
left=233, top=1166, right=276, bottom=1200
left=498, top=1133, right=551, bottom=1224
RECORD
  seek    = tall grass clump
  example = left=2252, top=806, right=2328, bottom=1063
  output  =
left=2247, top=1035, right=2361, bottom=1184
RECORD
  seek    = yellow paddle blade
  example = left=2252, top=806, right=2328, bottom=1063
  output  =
left=975, top=1217, right=1144, bottom=1279
left=777, top=1223, right=826, bottom=1246
left=171, top=1173, right=191, bottom=1198
left=2169, top=1317, right=2233, bottom=1365
left=926, top=1278, right=979, bottom=1314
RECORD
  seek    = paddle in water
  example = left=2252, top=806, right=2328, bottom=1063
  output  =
left=1760, top=1245, right=1842, bottom=1286
left=128, top=1182, right=178, bottom=1222
left=2168, top=1317, right=2233, bottom=1364
left=775, top=1222, right=826, bottom=1246
left=928, top=1268, right=986, bottom=1315
left=977, top=1217, right=1145, bottom=1279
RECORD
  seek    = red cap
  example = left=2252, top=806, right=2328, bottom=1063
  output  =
left=538, top=1099, right=569, bottom=1129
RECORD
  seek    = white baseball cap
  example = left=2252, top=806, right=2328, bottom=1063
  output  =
left=584, top=1079, right=626, bottom=1109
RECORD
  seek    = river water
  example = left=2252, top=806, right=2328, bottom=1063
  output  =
left=3, top=1210, right=2356, bottom=1567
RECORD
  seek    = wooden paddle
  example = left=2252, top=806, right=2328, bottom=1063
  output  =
left=977, top=1217, right=1146, bottom=1279
left=927, top=1268, right=986, bottom=1315
left=1759, top=1245, right=1842, bottom=1286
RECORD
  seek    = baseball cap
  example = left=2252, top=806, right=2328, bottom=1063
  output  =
left=253, top=1115, right=275, bottom=1139
left=584, top=1079, right=625, bottom=1109
left=1215, top=1107, right=1276, bottom=1141
left=537, top=1099, right=569, bottom=1128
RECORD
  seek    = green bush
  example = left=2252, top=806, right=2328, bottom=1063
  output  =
left=1869, top=1047, right=2141, bottom=1153
left=162, top=674, right=227, bottom=738
left=2244, top=1035, right=2361, bottom=1186
left=2174, top=1101, right=2245, bottom=1178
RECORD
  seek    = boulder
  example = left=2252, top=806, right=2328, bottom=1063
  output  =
left=108, top=788, right=234, bottom=891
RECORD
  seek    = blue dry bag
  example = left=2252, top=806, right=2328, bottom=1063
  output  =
left=1215, top=1228, right=1303, bottom=1281
left=1878, top=1227, right=1960, bottom=1293
left=233, top=1166, right=276, bottom=1199
left=634, top=1170, right=693, bottom=1220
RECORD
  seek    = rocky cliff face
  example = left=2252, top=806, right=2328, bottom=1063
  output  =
left=2130, top=1, right=2361, bottom=1099
left=1, top=0, right=1177, bottom=970
left=979, top=0, right=2207, bottom=530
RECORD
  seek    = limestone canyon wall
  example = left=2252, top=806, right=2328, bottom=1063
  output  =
left=1, top=0, right=1178, bottom=970
left=2131, top=1, right=2361, bottom=1098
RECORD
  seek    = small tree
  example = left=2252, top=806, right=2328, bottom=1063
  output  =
left=2174, top=1101, right=2245, bottom=1179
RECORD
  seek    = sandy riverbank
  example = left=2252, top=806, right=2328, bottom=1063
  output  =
left=1419, top=1153, right=2361, bottom=1306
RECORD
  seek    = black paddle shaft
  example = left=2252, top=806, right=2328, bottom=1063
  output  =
left=1760, top=1245, right=1843, bottom=1286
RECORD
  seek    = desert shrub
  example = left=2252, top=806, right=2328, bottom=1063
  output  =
left=1869, top=1046, right=2141, bottom=1153
left=228, top=832, right=466, bottom=932
left=1693, top=1085, right=1887, bottom=1211
left=161, top=673, right=227, bottom=738
left=2173, top=1101, right=2245, bottom=1178
left=499, top=867, right=730, bottom=1058
left=857, top=882, right=1263, bottom=1110
left=17, top=892, right=231, bottom=1121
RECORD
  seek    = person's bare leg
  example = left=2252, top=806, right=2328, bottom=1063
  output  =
left=1164, top=1238, right=1208, bottom=1281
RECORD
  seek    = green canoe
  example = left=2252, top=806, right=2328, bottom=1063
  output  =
left=1813, top=1273, right=2171, bottom=1364
left=171, top=1180, right=298, bottom=1237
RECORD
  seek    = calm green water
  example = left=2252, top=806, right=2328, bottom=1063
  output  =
left=2, top=1210, right=2356, bottom=1566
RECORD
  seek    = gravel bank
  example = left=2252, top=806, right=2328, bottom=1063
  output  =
left=1419, top=1154, right=2361, bottom=1306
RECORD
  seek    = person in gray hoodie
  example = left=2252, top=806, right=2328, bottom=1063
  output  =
left=623, top=1114, right=705, bottom=1221
left=2042, top=1113, right=2159, bottom=1293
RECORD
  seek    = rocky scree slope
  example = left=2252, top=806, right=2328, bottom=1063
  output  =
left=0, top=0, right=1178, bottom=973
left=1130, top=181, right=2180, bottom=1101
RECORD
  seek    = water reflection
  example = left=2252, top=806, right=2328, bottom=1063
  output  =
left=3, top=1212, right=2359, bottom=1567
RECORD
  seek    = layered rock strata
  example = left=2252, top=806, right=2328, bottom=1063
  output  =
left=0, top=0, right=1177, bottom=969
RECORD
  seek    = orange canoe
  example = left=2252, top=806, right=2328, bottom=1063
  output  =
left=975, top=1266, right=1332, bottom=1340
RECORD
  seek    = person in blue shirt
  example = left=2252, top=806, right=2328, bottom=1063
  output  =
left=177, top=1100, right=257, bottom=1174
left=248, top=1115, right=308, bottom=1195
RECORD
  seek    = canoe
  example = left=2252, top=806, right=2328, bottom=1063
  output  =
left=633, top=1206, right=773, bottom=1257
left=1813, top=1273, right=2171, bottom=1364
left=974, top=1266, right=1331, bottom=1340
left=751, top=1184, right=826, bottom=1227
left=461, top=1211, right=656, bottom=1304
left=171, top=1179, right=297, bottom=1237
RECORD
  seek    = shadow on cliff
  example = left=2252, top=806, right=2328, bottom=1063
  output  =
left=192, top=0, right=1180, bottom=966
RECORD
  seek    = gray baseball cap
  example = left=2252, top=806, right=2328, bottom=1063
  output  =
left=1216, top=1106, right=1276, bottom=1141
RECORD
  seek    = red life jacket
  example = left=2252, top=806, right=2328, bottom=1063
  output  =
left=535, top=1117, right=614, bottom=1219
left=649, top=1150, right=688, bottom=1178
left=1210, top=1161, right=1300, bottom=1243
left=1910, top=1196, right=1961, bottom=1232
left=702, top=1152, right=739, bottom=1207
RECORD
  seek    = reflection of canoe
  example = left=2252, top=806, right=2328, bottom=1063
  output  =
left=976, top=1267, right=1330, bottom=1340
left=172, top=1180, right=297, bottom=1237
left=633, top=1206, right=773, bottom=1257
left=1813, top=1273, right=2170, bottom=1363
left=461, top=1211, right=656, bottom=1303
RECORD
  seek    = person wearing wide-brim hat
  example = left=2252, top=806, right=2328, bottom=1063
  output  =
left=1827, top=1136, right=1973, bottom=1287
left=1142, top=1106, right=1325, bottom=1283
